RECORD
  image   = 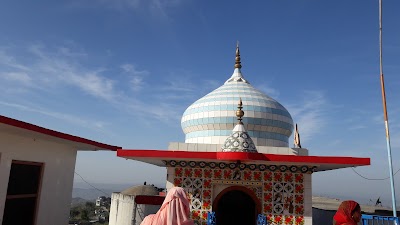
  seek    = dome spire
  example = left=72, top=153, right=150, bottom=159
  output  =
left=236, top=98, right=244, bottom=124
left=225, top=42, right=248, bottom=84
left=234, top=41, right=242, bottom=69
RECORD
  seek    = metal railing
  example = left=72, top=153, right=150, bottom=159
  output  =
left=362, top=214, right=400, bottom=225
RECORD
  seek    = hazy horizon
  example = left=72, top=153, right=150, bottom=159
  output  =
left=72, top=180, right=394, bottom=209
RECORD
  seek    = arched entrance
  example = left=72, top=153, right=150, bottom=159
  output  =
left=213, top=186, right=261, bottom=225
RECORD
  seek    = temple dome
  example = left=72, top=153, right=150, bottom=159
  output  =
left=181, top=45, right=293, bottom=147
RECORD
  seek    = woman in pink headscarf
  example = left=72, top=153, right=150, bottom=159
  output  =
left=333, top=200, right=362, bottom=225
left=141, top=187, right=194, bottom=225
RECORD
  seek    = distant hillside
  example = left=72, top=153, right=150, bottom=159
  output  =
left=72, top=188, right=117, bottom=200
left=72, top=182, right=165, bottom=200
left=312, top=196, right=390, bottom=213
left=71, top=197, right=88, bottom=207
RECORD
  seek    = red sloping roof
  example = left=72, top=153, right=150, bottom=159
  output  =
left=117, top=149, right=370, bottom=172
left=0, top=115, right=120, bottom=151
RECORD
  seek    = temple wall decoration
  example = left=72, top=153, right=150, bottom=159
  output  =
left=166, top=160, right=314, bottom=225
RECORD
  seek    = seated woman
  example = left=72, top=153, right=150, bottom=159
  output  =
left=333, top=200, right=362, bottom=225
left=141, top=187, right=194, bottom=225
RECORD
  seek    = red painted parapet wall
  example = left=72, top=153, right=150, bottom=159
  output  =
left=167, top=160, right=309, bottom=225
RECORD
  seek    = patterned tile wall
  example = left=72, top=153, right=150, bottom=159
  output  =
left=167, top=161, right=314, bottom=225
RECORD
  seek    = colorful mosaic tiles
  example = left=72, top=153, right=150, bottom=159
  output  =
left=169, top=160, right=308, bottom=225
left=166, top=160, right=316, bottom=174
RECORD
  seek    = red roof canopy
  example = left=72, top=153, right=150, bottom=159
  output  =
left=0, top=115, right=120, bottom=151
left=118, top=149, right=370, bottom=172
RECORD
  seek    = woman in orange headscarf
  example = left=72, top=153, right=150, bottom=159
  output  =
left=333, top=200, right=361, bottom=225
left=141, top=187, right=194, bottom=225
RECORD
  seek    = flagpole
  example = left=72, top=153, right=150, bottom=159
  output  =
left=379, top=0, right=397, bottom=218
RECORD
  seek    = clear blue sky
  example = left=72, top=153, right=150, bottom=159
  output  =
left=1, top=0, right=400, bottom=205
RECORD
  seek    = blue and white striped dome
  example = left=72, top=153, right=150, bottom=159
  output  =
left=181, top=47, right=293, bottom=147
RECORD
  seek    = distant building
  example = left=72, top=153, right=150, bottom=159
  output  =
left=96, top=196, right=111, bottom=207
left=109, top=185, right=164, bottom=225
left=0, top=115, right=119, bottom=225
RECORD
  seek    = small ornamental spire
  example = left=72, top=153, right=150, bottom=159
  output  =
left=236, top=98, right=244, bottom=124
left=294, top=123, right=302, bottom=148
left=234, top=41, right=242, bottom=69
left=221, top=97, right=257, bottom=153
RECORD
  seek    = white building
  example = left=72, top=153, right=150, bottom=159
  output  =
left=0, top=115, right=119, bottom=225
left=109, top=185, right=164, bottom=225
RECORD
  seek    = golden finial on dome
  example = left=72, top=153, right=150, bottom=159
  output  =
left=236, top=98, right=244, bottom=124
left=234, top=41, right=242, bottom=69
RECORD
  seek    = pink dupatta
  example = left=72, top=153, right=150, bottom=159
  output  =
left=141, top=187, right=194, bottom=225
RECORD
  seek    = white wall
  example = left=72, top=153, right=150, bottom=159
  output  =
left=0, top=131, right=77, bottom=225
left=109, top=193, right=135, bottom=225
left=166, top=167, right=175, bottom=191
left=109, top=193, right=160, bottom=225
left=304, top=173, right=312, bottom=225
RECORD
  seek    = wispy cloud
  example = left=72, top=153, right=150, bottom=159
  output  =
left=157, top=71, right=197, bottom=92
left=0, top=101, right=108, bottom=132
left=0, top=43, right=216, bottom=125
left=348, top=125, right=367, bottom=130
left=121, top=63, right=149, bottom=75
left=69, top=0, right=186, bottom=21
left=1, top=72, right=32, bottom=84
left=121, top=64, right=149, bottom=91
left=69, top=71, right=117, bottom=101
left=163, top=79, right=196, bottom=92
left=98, top=0, right=141, bottom=10
left=130, top=100, right=183, bottom=123
left=0, top=44, right=119, bottom=101
left=57, top=46, right=88, bottom=58
left=148, top=0, right=181, bottom=21
left=254, top=83, right=280, bottom=99
left=67, top=0, right=140, bottom=11
left=0, top=50, right=31, bottom=71
left=150, top=72, right=219, bottom=105
left=286, top=90, right=329, bottom=143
